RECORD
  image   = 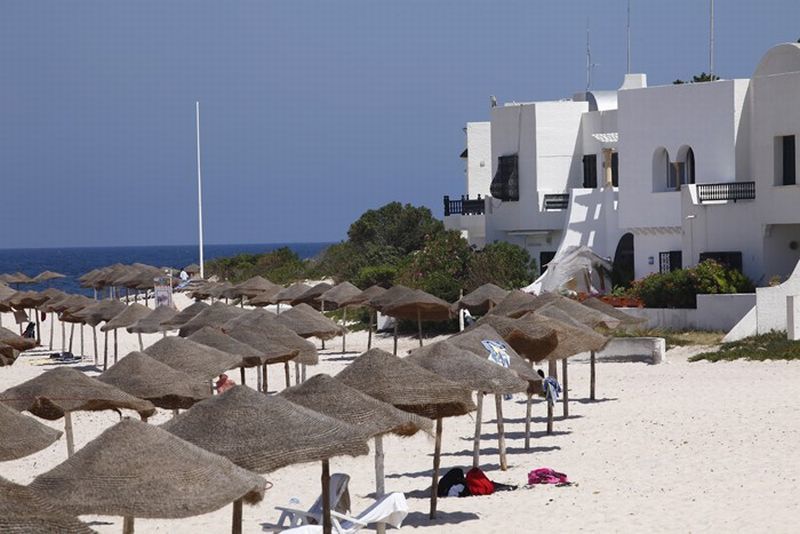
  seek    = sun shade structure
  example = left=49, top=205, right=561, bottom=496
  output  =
left=71, top=299, right=128, bottom=369
left=0, top=476, right=94, bottom=534
left=178, top=302, right=247, bottom=337
left=381, top=289, right=454, bottom=350
left=273, top=282, right=312, bottom=304
left=275, top=303, right=342, bottom=341
left=162, top=385, right=369, bottom=534
left=290, top=282, right=333, bottom=310
left=0, top=367, right=155, bottom=457
left=188, top=326, right=265, bottom=367
left=486, top=289, right=547, bottom=318
left=101, top=302, right=157, bottom=351
left=144, top=336, right=242, bottom=382
left=339, top=285, right=388, bottom=350
left=0, top=402, right=62, bottom=461
left=127, top=305, right=178, bottom=334
left=336, top=348, right=474, bottom=519
left=99, top=352, right=212, bottom=410
left=30, top=419, right=267, bottom=533
left=319, top=282, right=363, bottom=353
left=33, top=270, right=66, bottom=283
left=0, top=326, right=37, bottom=351
left=231, top=276, right=280, bottom=299
left=476, top=314, right=559, bottom=362
left=247, top=289, right=281, bottom=307
left=0, top=342, right=20, bottom=366
left=408, top=339, right=527, bottom=471
left=282, top=373, right=432, bottom=501
left=537, top=294, right=621, bottom=330
left=457, top=283, right=510, bottom=315
left=159, top=300, right=209, bottom=330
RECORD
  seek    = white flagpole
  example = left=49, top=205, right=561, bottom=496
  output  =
left=709, top=0, right=715, bottom=78
left=196, top=101, right=205, bottom=279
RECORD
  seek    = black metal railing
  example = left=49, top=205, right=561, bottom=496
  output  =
left=543, top=193, right=570, bottom=210
left=697, top=181, right=756, bottom=203
left=443, top=195, right=485, bottom=216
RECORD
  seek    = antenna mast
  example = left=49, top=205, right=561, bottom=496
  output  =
left=586, top=20, right=592, bottom=92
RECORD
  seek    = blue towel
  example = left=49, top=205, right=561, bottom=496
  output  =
left=543, top=376, right=562, bottom=407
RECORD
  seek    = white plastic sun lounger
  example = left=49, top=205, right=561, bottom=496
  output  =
left=280, top=492, right=409, bottom=534
left=263, top=473, right=350, bottom=531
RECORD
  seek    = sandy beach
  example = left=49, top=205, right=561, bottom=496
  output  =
left=2, top=294, right=800, bottom=533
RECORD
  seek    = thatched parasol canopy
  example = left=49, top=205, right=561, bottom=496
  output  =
left=0, top=367, right=156, bottom=420
left=222, top=325, right=299, bottom=366
left=33, top=270, right=66, bottom=283
left=275, top=303, right=342, bottom=340
left=71, top=299, right=127, bottom=326
left=178, top=302, right=247, bottom=337
left=581, top=297, right=646, bottom=327
left=223, top=310, right=318, bottom=366
left=367, top=285, right=415, bottom=312
left=231, top=276, right=280, bottom=299
left=457, top=283, right=510, bottom=315
left=0, top=342, right=20, bottom=366
left=486, top=289, right=551, bottom=318
left=100, top=303, right=152, bottom=332
left=0, top=326, right=37, bottom=351
left=159, top=301, right=209, bottom=330
left=290, top=282, right=333, bottom=310
left=144, top=336, right=242, bottom=381
left=187, top=326, right=265, bottom=366
left=519, top=312, right=609, bottom=361
left=0, top=402, right=62, bottom=461
left=475, top=314, right=559, bottom=362
left=30, top=419, right=267, bottom=519
left=246, top=288, right=282, bottom=307
left=281, top=374, right=432, bottom=438
left=319, top=282, right=363, bottom=307
left=4, top=290, right=50, bottom=310
left=381, top=289, right=453, bottom=322
left=0, top=476, right=94, bottom=534
left=161, top=385, right=370, bottom=473
left=537, top=294, right=621, bottom=330
left=127, top=305, right=179, bottom=334
left=336, top=348, right=475, bottom=419
left=184, top=263, right=200, bottom=275
left=339, top=284, right=387, bottom=308
left=273, top=282, right=312, bottom=304
left=99, top=352, right=212, bottom=410
left=407, top=340, right=528, bottom=395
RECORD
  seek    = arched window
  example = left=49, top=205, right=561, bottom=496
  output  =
left=676, top=145, right=696, bottom=187
left=652, top=147, right=671, bottom=192
left=685, top=147, right=696, bottom=184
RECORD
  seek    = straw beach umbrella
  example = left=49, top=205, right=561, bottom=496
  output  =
left=0, top=367, right=155, bottom=456
left=33, top=270, right=66, bottom=283
left=231, top=275, right=280, bottom=299
left=99, top=352, right=212, bottom=410
left=187, top=327, right=265, bottom=385
left=275, top=303, right=341, bottom=341
left=0, top=342, right=20, bottom=366
left=126, top=304, right=179, bottom=342
left=159, top=300, right=209, bottom=330
left=30, top=419, right=267, bottom=534
left=144, top=336, right=242, bottom=383
left=0, top=402, right=62, bottom=461
left=161, top=385, right=369, bottom=534
left=319, top=281, right=362, bottom=353
left=381, top=288, right=454, bottom=350
left=291, top=282, right=333, bottom=310
left=101, top=303, right=152, bottom=353
left=457, top=283, right=510, bottom=315
left=282, top=373, right=432, bottom=504
left=223, top=324, right=300, bottom=391
left=336, top=348, right=475, bottom=519
left=0, top=476, right=94, bottom=534
left=273, top=282, right=311, bottom=313
left=178, top=302, right=247, bottom=337
left=476, top=314, right=559, bottom=362
left=486, top=289, right=547, bottom=319
left=0, top=325, right=37, bottom=352
left=340, top=285, right=387, bottom=350
left=408, top=340, right=527, bottom=470
left=71, top=299, right=127, bottom=369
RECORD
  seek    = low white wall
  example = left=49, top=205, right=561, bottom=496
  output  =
left=756, top=261, right=800, bottom=333
left=619, top=307, right=696, bottom=330
left=571, top=337, right=666, bottom=364
left=620, top=293, right=756, bottom=332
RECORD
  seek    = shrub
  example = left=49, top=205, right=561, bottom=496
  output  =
left=627, top=260, right=754, bottom=308
left=396, top=230, right=472, bottom=302
left=353, top=264, right=397, bottom=289
left=467, top=241, right=537, bottom=291
left=206, top=247, right=306, bottom=284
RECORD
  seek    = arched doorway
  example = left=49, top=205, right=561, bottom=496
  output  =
left=612, top=233, right=635, bottom=288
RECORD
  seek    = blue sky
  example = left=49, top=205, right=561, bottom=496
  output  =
left=1, top=1, right=797, bottom=248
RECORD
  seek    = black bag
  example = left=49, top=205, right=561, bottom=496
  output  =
left=437, top=467, right=470, bottom=497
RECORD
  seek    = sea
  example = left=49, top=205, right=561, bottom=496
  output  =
left=0, top=243, right=332, bottom=296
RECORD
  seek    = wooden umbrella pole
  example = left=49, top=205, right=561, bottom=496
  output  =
left=295, top=362, right=301, bottom=385
left=320, top=300, right=326, bottom=350
left=122, top=516, right=134, bottom=534
left=103, top=330, right=108, bottom=371
left=547, top=359, right=557, bottom=435
left=35, top=309, right=41, bottom=343
left=417, top=308, right=423, bottom=347
left=429, top=418, right=443, bottom=519
left=64, top=411, right=75, bottom=457
left=375, top=434, right=385, bottom=496
left=263, top=364, right=269, bottom=394
left=393, top=322, right=398, bottom=356
left=80, top=325, right=84, bottom=356
left=321, top=459, right=332, bottom=534
left=562, top=357, right=569, bottom=418
left=61, top=320, right=65, bottom=352
left=341, top=306, right=347, bottom=354
left=92, top=327, right=98, bottom=365
left=472, top=392, right=483, bottom=468
left=495, top=394, right=508, bottom=471
left=49, top=313, right=54, bottom=350
left=256, top=364, right=262, bottom=392
left=301, top=363, right=307, bottom=382
left=590, top=350, right=596, bottom=400
left=524, top=392, right=533, bottom=450
left=276, top=302, right=281, bottom=314
left=367, top=310, right=373, bottom=350
left=68, top=323, right=75, bottom=353
left=284, top=361, right=290, bottom=389
left=137, top=333, right=143, bottom=351
left=240, top=366, right=246, bottom=386
left=231, top=499, right=243, bottom=534
left=113, top=329, right=119, bottom=364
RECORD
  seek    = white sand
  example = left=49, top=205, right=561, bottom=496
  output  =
left=2, top=296, right=800, bottom=533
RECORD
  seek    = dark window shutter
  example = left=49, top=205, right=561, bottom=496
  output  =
left=582, top=154, right=598, bottom=188
left=490, top=155, right=519, bottom=201
left=783, top=135, right=796, bottom=186
left=611, top=152, right=619, bottom=187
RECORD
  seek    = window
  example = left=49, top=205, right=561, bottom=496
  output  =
left=659, top=251, right=683, bottom=273
left=540, top=251, right=556, bottom=275
left=699, top=251, right=743, bottom=272
left=490, top=154, right=519, bottom=201
left=652, top=147, right=671, bottom=192
left=777, top=135, right=796, bottom=186
left=582, top=154, right=598, bottom=188
left=685, top=148, right=696, bottom=185
left=611, top=152, right=619, bottom=187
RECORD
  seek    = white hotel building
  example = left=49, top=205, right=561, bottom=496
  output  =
left=444, top=43, right=800, bottom=288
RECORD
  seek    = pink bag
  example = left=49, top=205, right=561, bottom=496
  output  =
left=528, top=468, right=569, bottom=485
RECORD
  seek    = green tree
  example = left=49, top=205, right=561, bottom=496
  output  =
left=467, top=241, right=537, bottom=290
left=397, top=230, right=472, bottom=302
left=347, top=202, right=444, bottom=255
left=673, top=72, right=720, bottom=84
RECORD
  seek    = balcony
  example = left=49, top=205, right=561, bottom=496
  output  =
left=543, top=193, right=570, bottom=210
left=697, top=181, right=756, bottom=203
left=443, top=195, right=485, bottom=216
